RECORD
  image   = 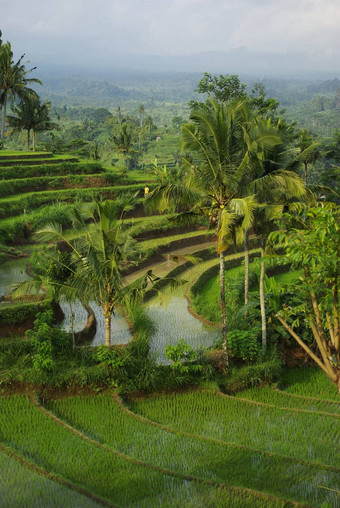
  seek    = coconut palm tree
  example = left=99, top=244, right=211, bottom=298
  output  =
left=236, top=118, right=307, bottom=352
left=236, top=116, right=307, bottom=316
left=296, top=129, right=322, bottom=184
left=179, top=100, right=284, bottom=366
left=34, top=200, right=158, bottom=346
left=0, top=36, right=42, bottom=139
left=138, top=104, right=145, bottom=128
left=7, top=97, right=57, bottom=150
left=110, top=122, right=137, bottom=173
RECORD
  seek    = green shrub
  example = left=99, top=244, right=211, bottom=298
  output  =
left=227, top=328, right=260, bottom=362
left=222, top=355, right=283, bottom=394
left=26, top=311, right=54, bottom=371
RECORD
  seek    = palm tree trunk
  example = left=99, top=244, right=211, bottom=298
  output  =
left=32, top=130, right=36, bottom=152
left=219, top=251, right=229, bottom=369
left=260, top=243, right=267, bottom=354
left=304, top=162, right=308, bottom=184
left=244, top=229, right=249, bottom=312
left=104, top=314, right=111, bottom=347
left=27, top=129, right=30, bottom=151
left=1, top=93, right=7, bottom=139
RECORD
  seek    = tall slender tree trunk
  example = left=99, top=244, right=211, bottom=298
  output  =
left=244, top=229, right=249, bottom=313
left=27, top=129, right=31, bottom=151
left=304, top=162, right=308, bottom=184
left=1, top=93, right=7, bottom=139
left=104, top=313, right=111, bottom=347
left=260, top=242, right=267, bottom=354
left=32, top=130, right=36, bottom=152
left=219, top=251, right=229, bottom=369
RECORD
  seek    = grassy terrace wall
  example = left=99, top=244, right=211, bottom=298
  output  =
left=190, top=250, right=260, bottom=299
left=0, top=184, right=148, bottom=219
left=0, top=156, right=78, bottom=167
left=0, top=151, right=53, bottom=160
left=0, top=174, right=149, bottom=196
left=0, top=299, right=54, bottom=337
left=0, top=161, right=104, bottom=180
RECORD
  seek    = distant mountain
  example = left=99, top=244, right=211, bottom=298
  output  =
left=39, top=77, right=132, bottom=98
left=36, top=48, right=340, bottom=79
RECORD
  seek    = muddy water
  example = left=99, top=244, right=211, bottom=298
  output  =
left=59, top=299, right=132, bottom=346
left=146, top=290, right=220, bottom=363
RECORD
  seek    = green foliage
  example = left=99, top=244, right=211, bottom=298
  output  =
left=226, top=328, right=260, bottom=363
left=189, top=73, right=247, bottom=109
left=224, top=356, right=283, bottom=392
left=46, top=251, right=73, bottom=285
left=165, top=339, right=202, bottom=372
left=7, top=97, right=57, bottom=150
left=24, top=310, right=72, bottom=372
left=0, top=31, right=42, bottom=139
left=270, top=203, right=339, bottom=327
left=0, top=299, right=52, bottom=324
left=190, top=251, right=260, bottom=326
left=25, top=311, right=54, bottom=371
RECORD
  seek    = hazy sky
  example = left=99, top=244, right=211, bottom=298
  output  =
left=2, top=0, right=340, bottom=71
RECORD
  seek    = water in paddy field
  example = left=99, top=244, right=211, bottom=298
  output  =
left=147, top=295, right=220, bottom=363
left=0, top=258, right=31, bottom=301
left=59, top=299, right=132, bottom=346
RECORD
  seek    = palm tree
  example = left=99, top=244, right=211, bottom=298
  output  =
left=297, top=129, right=322, bottom=184
left=237, top=117, right=307, bottom=317
left=0, top=35, right=42, bottom=139
left=111, top=123, right=137, bottom=173
left=35, top=200, right=157, bottom=346
left=7, top=97, right=57, bottom=150
left=146, top=158, right=197, bottom=214
left=138, top=104, right=145, bottom=128
left=180, top=100, right=281, bottom=366
left=240, top=119, right=307, bottom=352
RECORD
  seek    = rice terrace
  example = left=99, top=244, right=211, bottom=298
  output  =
left=0, top=14, right=340, bottom=508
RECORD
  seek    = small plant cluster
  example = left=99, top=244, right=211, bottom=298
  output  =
left=227, top=328, right=260, bottom=362
left=25, top=311, right=72, bottom=371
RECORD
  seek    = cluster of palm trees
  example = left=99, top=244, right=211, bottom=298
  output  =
left=0, top=31, right=55, bottom=149
left=147, top=99, right=307, bottom=366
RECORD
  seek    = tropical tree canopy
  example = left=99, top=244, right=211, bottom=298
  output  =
left=32, top=200, right=158, bottom=346
left=0, top=31, right=42, bottom=139
left=269, top=203, right=340, bottom=393
left=7, top=97, right=57, bottom=150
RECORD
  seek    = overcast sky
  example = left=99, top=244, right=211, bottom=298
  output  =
left=1, top=0, right=340, bottom=72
